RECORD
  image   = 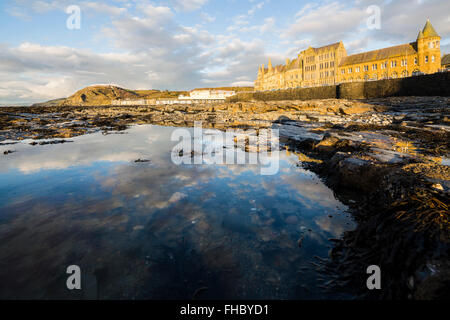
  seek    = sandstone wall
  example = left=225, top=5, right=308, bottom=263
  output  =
left=231, top=72, right=450, bottom=102
left=339, top=72, right=450, bottom=99
left=229, top=85, right=337, bottom=102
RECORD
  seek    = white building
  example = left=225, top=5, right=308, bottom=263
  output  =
left=111, top=89, right=236, bottom=106
left=178, top=89, right=236, bottom=101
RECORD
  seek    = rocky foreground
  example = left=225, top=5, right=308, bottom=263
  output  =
left=1, top=96, right=449, bottom=299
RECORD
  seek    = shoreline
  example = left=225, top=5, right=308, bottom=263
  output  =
left=1, top=96, right=449, bottom=299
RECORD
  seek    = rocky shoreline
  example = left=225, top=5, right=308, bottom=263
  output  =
left=1, top=96, right=449, bottom=299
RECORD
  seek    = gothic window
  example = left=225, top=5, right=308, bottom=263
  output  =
left=425, top=56, right=429, bottom=63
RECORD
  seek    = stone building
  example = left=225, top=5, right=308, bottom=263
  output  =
left=442, top=54, right=450, bottom=70
left=255, top=58, right=303, bottom=90
left=255, top=20, right=442, bottom=91
left=300, top=41, right=347, bottom=87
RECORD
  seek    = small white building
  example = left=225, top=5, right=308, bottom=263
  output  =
left=179, top=89, right=236, bottom=101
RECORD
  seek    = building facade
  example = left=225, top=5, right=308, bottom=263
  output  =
left=255, top=20, right=442, bottom=91
left=442, top=54, right=450, bottom=70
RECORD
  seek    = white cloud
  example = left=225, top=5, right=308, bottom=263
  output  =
left=200, top=11, right=216, bottom=23
left=82, top=2, right=127, bottom=16
left=283, top=0, right=450, bottom=54
left=284, top=2, right=367, bottom=46
left=173, top=0, right=209, bottom=12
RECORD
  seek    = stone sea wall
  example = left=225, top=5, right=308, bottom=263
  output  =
left=229, top=72, right=450, bottom=102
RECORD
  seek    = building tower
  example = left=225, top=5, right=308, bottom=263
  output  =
left=417, top=19, right=441, bottom=74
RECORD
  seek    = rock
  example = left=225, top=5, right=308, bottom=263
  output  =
left=431, top=183, right=444, bottom=191
left=297, top=236, right=304, bottom=248
left=285, top=215, right=299, bottom=224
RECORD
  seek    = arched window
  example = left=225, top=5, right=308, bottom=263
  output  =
left=364, top=74, right=369, bottom=81
left=382, top=72, right=388, bottom=79
left=402, top=70, right=408, bottom=78
left=373, top=74, right=378, bottom=80
left=392, top=72, right=398, bottom=79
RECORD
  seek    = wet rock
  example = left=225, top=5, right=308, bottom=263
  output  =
left=29, top=139, right=73, bottom=146
left=431, top=183, right=444, bottom=191
left=285, top=215, right=299, bottom=224
left=297, top=236, right=305, bottom=248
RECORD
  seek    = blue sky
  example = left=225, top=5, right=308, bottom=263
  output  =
left=0, top=0, right=449, bottom=105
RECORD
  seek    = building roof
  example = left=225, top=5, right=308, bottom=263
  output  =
left=314, top=42, right=342, bottom=52
left=422, top=19, right=439, bottom=38
left=339, top=43, right=417, bottom=67
left=274, top=65, right=285, bottom=72
left=286, top=58, right=302, bottom=71
left=417, top=30, right=424, bottom=40
left=442, top=54, right=450, bottom=66
left=302, top=42, right=342, bottom=54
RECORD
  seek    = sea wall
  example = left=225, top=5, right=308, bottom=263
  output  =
left=229, top=85, right=337, bottom=102
left=339, top=72, right=450, bottom=99
left=228, top=72, right=450, bottom=102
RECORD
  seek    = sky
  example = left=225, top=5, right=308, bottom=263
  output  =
left=0, top=0, right=449, bottom=105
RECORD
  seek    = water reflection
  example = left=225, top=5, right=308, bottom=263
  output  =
left=0, top=125, right=354, bottom=299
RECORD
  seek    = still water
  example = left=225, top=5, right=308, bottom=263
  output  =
left=0, top=124, right=354, bottom=299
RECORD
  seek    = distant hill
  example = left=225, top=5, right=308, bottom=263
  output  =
left=59, top=85, right=141, bottom=106
left=34, top=85, right=254, bottom=106
left=32, top=98, right=67, bottom=107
